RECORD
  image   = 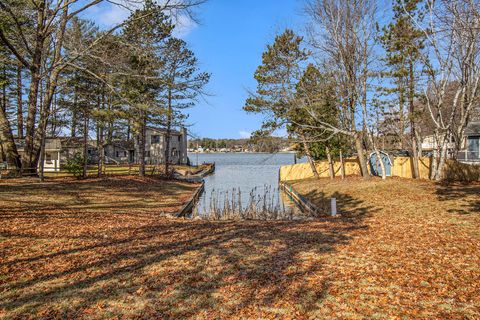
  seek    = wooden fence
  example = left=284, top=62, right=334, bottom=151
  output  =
left=279, top=156, right=480, bottom=182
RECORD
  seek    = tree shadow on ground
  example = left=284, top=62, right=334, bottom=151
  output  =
left=302, top=188, right=379, bottom=218
left=435, top=182, right=480, bottom=214
left=0, top=186, right=376, bottom=318
left=0, top=176, right=197, bottom=217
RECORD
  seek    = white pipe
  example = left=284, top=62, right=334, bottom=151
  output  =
left=331, top=198, right=337, bottom=217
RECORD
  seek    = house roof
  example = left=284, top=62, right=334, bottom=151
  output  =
left=15, top=138, right=62, bottom=151
left=465, top=121, right=480, bottom=136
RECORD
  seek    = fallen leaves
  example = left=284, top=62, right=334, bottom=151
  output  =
left=0, top=176, right=479, bottom=319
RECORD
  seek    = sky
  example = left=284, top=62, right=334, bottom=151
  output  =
left=85, top=0, right=307, bottom=139
left=182, top=0, right=306, bottom=139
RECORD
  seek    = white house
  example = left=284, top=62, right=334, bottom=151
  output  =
left=421, top=121, right=480, bottom=164
left=457, top=122, right=480, bottom=164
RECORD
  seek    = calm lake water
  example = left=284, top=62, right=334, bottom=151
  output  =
left=188, top=152, right=306, bottom=217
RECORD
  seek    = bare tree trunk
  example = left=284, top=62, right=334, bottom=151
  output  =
left=364, top=127, right=386, bottom=179
left=436, top=142, right=448, bottom=181
left=430, top=133, right=449, bottom=181
left=16, top=64, right=23, bottom=139
left=339, top=150, right=345, bottom=179
left=415, top=130, right=423, bottom=157
left=2, top=66, right=7, bottom=114
left=0, top=106, right=21, bottom=170
left=50, top=93, right=58, bottom=136
left=97, top=124, right=104, bottom=178
left=107, top=95, right=113, bottom=144
left=408, top=61, right=420, bottom=179
left=411, top=133, right=420, bottom=179
left=164, top=89, right=172, bottom=176
left=38, top=126, right=46, bottom=182
left=354, top=132, right=369, bottom=179
left=301, top=134, right=319, bottom=179
left=398, top=88, right=405, bottom=149
left=326, top=146, right=334, bottom=180
left=82, top=113, right=89, bottom=179
left=374, top=149, right=387, bottom=180
left=126, top=119, right=131, bottom=141
left=33, top=6, right=69, bottom=170
left=23, top=4, right=46, bottom=174
left=139, top=113, right=146, bottom=177
left=71, top=90, right=78, bottom=137
left=0, top=141, right=5, bottom=162
left=430, top=144, right=438, bottom=180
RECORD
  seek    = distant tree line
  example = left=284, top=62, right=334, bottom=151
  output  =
left=188, top=136, right=291, bottom=153
left=0, top=0, right=209, bottom=178
left=245, top=0, right=480, bottom=181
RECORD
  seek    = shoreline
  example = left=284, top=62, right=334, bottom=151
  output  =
left=188, top=151, right=296, bottom=155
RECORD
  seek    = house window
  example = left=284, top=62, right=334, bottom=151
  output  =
left=151, top=135, right=160, bottom=144
left=178, top=135, right=181, bottom=142
left=467, top=136, right=479, bottom=159
left=45, top=153, right=52, bottom=164
left=116, top=151, right=126, bottom=158
left=145, top=151, right=151, bottom=158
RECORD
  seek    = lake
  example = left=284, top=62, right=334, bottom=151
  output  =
left=188, top=152, right=306, bottom=218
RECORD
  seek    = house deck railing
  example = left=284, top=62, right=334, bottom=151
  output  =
left=457, top=151, right=480, bottom=162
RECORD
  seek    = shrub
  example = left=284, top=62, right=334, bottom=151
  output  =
left=64, top=153, right=85, bottom=178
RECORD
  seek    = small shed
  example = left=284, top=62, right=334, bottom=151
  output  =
left=369, top=151, right=392, bottom=177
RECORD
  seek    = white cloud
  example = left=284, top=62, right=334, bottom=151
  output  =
left=239, top=131, right=251, bottom=139
left=93, top=1, right=197, bottom=36
left=99, top=4, right=130, bottom=27
left=172, top=14, right=197, bottom=38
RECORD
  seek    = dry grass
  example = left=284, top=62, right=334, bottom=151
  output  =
left=290, top=176, right=480, bottom=319
left=37, top=164, right=212, bottom=178
left=0, top=176, right=479, bottom=319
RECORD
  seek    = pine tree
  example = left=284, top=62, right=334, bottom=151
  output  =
left=122, top=1, right=173, bottom=176
left=379, top=0, right=426, bottom=178
left=244, top=29, right=308, bottom=133
left=289, top=64, right=346, bottom=179
left=158, top=37, right=210, bottom=175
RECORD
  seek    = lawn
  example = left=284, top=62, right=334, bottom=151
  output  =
left=38, top=163, right=212, bottom=178
left=0, top=176, right=479, bottom=319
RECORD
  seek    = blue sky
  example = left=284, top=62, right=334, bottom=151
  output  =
left=85, top=0, right=306, bottom=139
left=182, top=0, right=305, bottom=139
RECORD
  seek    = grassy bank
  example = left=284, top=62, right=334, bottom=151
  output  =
left=0, top=176, right=479, bottom=318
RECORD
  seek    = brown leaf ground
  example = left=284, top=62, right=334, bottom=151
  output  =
left=0, top=176, right=479, bottom=319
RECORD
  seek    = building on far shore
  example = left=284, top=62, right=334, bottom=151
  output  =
left=13, top=126, right=188, bottom=172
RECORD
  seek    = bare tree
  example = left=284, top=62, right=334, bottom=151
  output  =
left=408, top=0, right=480, bottom=180
left=304, top=0, right=379, bottom=179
